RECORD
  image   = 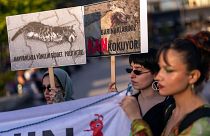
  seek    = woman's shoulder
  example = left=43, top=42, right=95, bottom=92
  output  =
left=183, top=116, right=210, bottom=135
left=179, top=104, right=210, bottom=135
left=192, top=106, right=210, bottom=125
left=193, top=115, right=210, bottom=124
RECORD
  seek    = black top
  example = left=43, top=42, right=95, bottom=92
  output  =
left=143, top=100, right=166, bottom=136
left=133, top=93, right=174, bottom=136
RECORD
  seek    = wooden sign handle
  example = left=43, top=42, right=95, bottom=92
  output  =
left=48, top=67, right=55, bottom=88
left=111, top=56, right=116, bottom=88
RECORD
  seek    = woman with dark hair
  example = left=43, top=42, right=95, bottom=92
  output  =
left=122, top=31, right=210, bottom=136
left=109, top=48, right=169, bottom=136
left=42, top=68, right=74, bottom=104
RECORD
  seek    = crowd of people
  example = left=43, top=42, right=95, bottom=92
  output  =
left=1, top=30, right=210, bottom=135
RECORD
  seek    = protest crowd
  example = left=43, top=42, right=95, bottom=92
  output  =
left=1, top=0, right=210, bottom=136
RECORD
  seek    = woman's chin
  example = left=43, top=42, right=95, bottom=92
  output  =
left=159, top=89, right=169, bottom=96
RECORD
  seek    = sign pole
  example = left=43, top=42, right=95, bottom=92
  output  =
left=111, top=56, right=116, bottom=88
left=48, top=67, right=55, bottom=88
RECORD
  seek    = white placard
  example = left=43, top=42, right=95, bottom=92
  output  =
left=6, top=6, right=86, bottom=71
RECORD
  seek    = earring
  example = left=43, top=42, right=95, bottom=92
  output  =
left=191, top=84, right=195, bottom=92
left=152, top=80, right=159, bottom=91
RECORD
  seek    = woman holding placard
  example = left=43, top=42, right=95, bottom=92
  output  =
left=109, top=48, right=172, bottom=136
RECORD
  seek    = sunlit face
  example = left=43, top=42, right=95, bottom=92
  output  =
left=155, top=49, right=191, bottom=96
left=42, top=75, right=62, bottom=104
left=129, top=62, right=154, bottom=91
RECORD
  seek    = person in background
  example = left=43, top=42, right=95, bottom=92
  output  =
left=109, top=48, right=169, bottom=136
left=42, top=68, right=74, bottom=104
left=2, top=69, right=44, bottom=111
left=16, top=70, right=26, bottom=95
left=22, top=68, right=43, bottom=95
left=122, top=31, right=210, bottom=136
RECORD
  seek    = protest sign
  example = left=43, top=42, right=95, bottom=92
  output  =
left=84, top=0, right=148, bottom=57
left=0, top=91, right=130, bottom=136
left=6, top=6, right=86, bottom=71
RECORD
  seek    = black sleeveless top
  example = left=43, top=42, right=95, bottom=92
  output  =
left=133, top=93, right=174, bottom=136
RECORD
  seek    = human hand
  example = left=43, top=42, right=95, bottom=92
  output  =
left=108, top=82, right=117, bottom=93
left=48, top=87, right=64, bottom=104
left=45, top=87, right=57, bottom=104
left=120, top=96, right=142, bottom=121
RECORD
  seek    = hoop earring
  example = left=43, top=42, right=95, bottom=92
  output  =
left=152, top=80, right=159, bottom=91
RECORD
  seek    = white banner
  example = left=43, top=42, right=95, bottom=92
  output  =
left=0, top=91, right=131, bottom=136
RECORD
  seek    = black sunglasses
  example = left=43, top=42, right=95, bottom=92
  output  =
left=42, top=85, right=61, bottom=92
left=126, top=68, right=150, bottom=75
left=42, top=84, right=51, bottom=92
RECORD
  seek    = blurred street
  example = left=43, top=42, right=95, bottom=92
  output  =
left=71, top=56, right=130, bottom=99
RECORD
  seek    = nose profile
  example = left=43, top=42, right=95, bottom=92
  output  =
left=155, top=71, right=162, bottom=81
